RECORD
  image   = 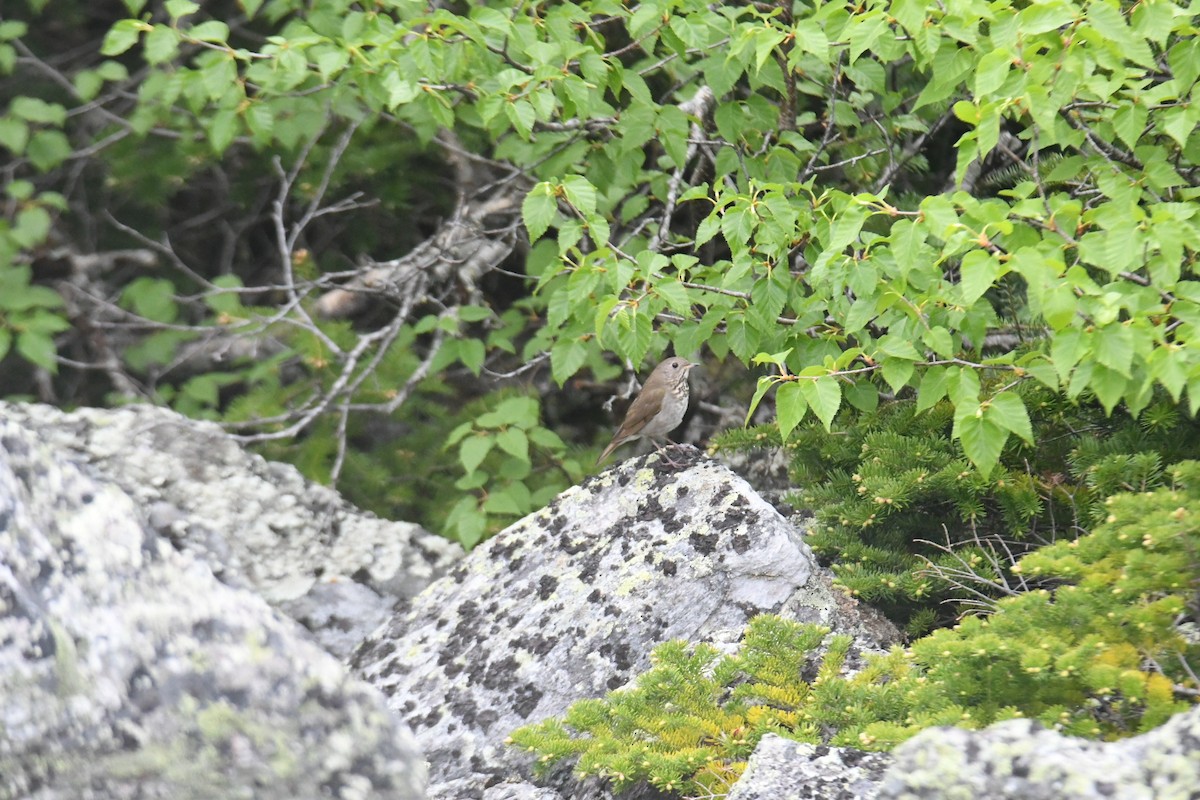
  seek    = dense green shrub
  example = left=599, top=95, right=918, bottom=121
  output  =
left=717, top=385, right=1200, bottom=632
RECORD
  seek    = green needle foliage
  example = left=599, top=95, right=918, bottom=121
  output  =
left=511, top=463, right=1200, bottom=797
left=717, top=383, right=1200, bottom=633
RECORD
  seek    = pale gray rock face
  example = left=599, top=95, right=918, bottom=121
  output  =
left=725, top=707, right=1200, bottom=800
left=879, top=706, right=1200, bottom=800
left=0, top=421, right=427, bottom=800
left=354, top=451, right=892, bottom=799
left=0, top=401, right=461, bottom=657
left=727, top=734, right=891, bottom=800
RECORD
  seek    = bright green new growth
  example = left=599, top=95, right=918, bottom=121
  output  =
left=511, top=464, right=1200, bottom=796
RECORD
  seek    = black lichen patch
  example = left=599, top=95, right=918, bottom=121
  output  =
left=489, top=534, right=523, bottom=561
left=480, top=655, right=520, bottom=691
left=536, top=575, right=558, bottom=600
left=577, top=550, right=602, bottom=584
left=512, top=682, right=544, bottom=718
left=660, top=559, right=677, bottom=577
left=731, top=531, right=752, bottom=553
left=587, top=588, right=603, bottom=603
left=598, top=640, right=634, bottom=672
left=688, top=530, right=719, bottom=555
left=557, top=527, right=590, bottom=555
left=510, top=631, right=557, bottom=656
left=714, top=494, right=754, bottom=532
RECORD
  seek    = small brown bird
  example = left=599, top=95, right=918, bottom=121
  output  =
left=597, top=357, right=696, bottom=465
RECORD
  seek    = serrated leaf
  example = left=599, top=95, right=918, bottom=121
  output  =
left=775, top=380, right=807, bottom=440
left=561, top=175, right=597, bottom=217
left=188, top=20, right=229, bottom=42
left=923, top=326, right=955, bottom=358
left=101, top=20, right=143, bottom=56
left=522, top=184, right=557, bottom=242
left=880, top=357, right=915, bottom=393
left=459, top=434, right=494, bottom=474
left=1095, top=324, right=1134, bottom=378
left=459, top=338, right=485, bottom=375
left=551, top=337, right=588, bottom=385
left=16, top=330, right=56, bottom=373
left=988, top=391, right=1033, bottom=444
left=955, top=413, right=1006, bottom=477
left=959, top=250, right=1000, bottom=305
left=745, top=375, right=774, bottom=426
left=974, top=48, right=1012, bottom=96
left=143, top=24, right=179, bottom=65
left=916, top=367, right=949, bottom=412
left=800, top=376, right=841, bottom=431
left=495, top=427, right=529, bottom=462
left=0, top=118, right=29, bottom=154
left=164, top=0, right=199, bottom=18
left=504, top=99, right=535, bottom=139
left=206, top=108, right=238, bottom=153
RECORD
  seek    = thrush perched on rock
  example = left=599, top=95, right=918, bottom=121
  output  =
left=597, top=357, right=696, bottom=465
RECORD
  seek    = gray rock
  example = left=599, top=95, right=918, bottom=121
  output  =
left=0, top=420, right=427, bottom=799
left=727, top=734, right=891, bottom=800
left=354, top=451, right=897, bottom=799
left=879, top=706, right=1200, bottom=799
left=724, top=707, right=1200, bottom=800
left=0, top=401, right=461, bottom=657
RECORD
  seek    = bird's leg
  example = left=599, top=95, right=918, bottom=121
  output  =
left=651, top=440, right=692, bottom=469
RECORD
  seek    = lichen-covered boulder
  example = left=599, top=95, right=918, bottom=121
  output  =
left=726, top=734, right=891, bottom=800
left=354, top=451, right=894, bottom=799
left=0, top=421, right=427, bottom=800
left=723, top=706, right=1200, bottom=800
left=878, top=705, right=1200, bottom=799
left=0, top=401, right=461, bottom=657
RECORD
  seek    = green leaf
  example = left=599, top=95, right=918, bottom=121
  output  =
left=122, top=277, right=178, bottom=323
left=916, top=367, right=949, bottom=412
left=459, top=338, right=485, bottom=375
left=974, top=48, right=1012, bottom=96
left=164, top=0, right=199, bottom=18
left=12, top=206, right=52, bottom=249
left=775, top=380, right=808, bottom=440
left=1095, top=324, right=1134, bottom=378
left=745, top=375, right=774, bottom=426
left=844, top=380, right=879, bottom=413
left=551, top=337, right=588, bottom=385
left=0, top=118, right=28, bottom=154
left=11, top=97, right=66, bottom=125
left=523, top=183, right=557, bottom=242
left=561, top=175, right=598, bottom=218
left=101, top=20, right=144, bottom=56
left=26, top=130, right=71, bottom=172
left=880, top=357, right=915, bottom=393
left=987, top=392, right=1033, bottom=444
left=953, top=405, right=1006, bottom=477
left=459, top=434, right=494, bottom=474
left=959, top=250, right=1001, bottom=305
left=16, top=330, right=57, bottom=373
left=504, top=99, right=536, bottom=139
left=800, top=376, right=841, bottom=431
left=495, top=427, right=529, bottom=462
left=922, top=326, right=955, bottom=358
left=206, top=108, right=238, bottom=153
left=0, top=328, right=11, bottom=361
left=143, top=24, right=179, bottom=65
